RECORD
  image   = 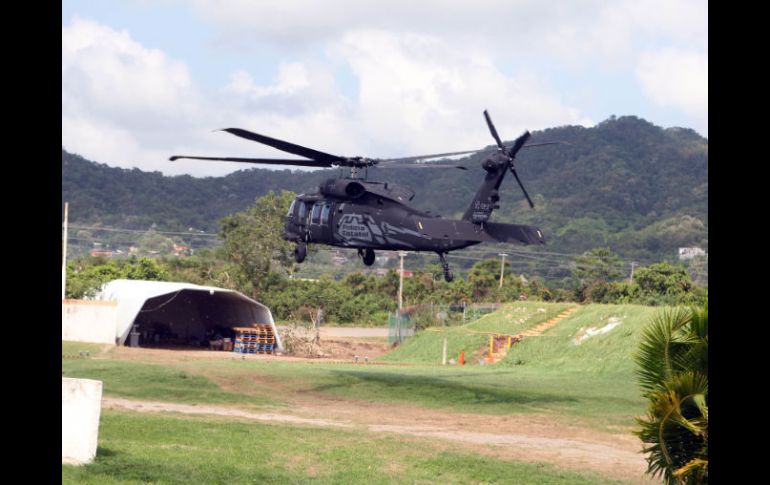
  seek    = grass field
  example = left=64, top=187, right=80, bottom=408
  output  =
left=62, top=411, right=627, bottom=485
left=62, top=301, right=664, bottom=484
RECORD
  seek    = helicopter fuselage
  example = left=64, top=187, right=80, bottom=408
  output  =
left=284, top=183, right=479, bottom=253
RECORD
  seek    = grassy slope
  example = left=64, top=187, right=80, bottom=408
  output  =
left=62, top=410, right=625, bottom=485
left=466, top=302, right=574, bottom=333
left=380, top=302, right=574, bottom=364
left=501, top=303, right=659, bottom=373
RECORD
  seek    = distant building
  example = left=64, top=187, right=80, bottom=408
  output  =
left=89, top=249, right=114, bottom=258
left=678, top=247, right=706, bottom=260
left=172, top=244, right=189, bottom=256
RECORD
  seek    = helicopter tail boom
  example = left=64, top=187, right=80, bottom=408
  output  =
left=483, top=222, right=544, bottom=245
left=417, top=218, right=544, bottom=245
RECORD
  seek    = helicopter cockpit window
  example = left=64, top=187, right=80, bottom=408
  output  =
left=298, top=202, right=307, bottom=220
left=287, top=200, right=296, bottom=217
left=311, top=202, right=322, bottom=224
left=320, top=204, right=331, bottom=225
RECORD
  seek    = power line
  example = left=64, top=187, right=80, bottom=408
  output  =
left=68, top=224, right=220, bottom=238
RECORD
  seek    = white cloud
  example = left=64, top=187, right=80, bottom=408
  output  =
left=62, top=17, right=592, bottom=176
left=62, top=1, right=707, bottom=176
left=62, top=17, right=211, bottom=174
left=62, top=17, right=200, bottom=127
left=636, top=48, right=707, bottom=133
left=333, top=30, right=592, bottom=155
left=190, top=0, right=706, bottom=66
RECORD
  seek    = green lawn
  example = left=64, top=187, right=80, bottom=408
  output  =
left=62, top=410, right=627, bottom=485
left=62, top=340, right=111, bottom=356
left=62, top=359, right=278, bottom=408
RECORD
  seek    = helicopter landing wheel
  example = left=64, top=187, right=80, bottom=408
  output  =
left=437, top=251, right=453, bottom=282
left=294, top=242, right=307, bottom=263
left=362, top=248, right=376, bottom=266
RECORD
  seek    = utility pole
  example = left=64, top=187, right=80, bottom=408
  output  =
left=629, top=262, right=637, bottom=284
left=62, top=202, right=69, bottom=300
left=397, top=251, right=407, bottom=343
left=498, top=253, right=508, bottom=288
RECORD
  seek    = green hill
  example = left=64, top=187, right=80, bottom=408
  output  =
left=62, top=115, right=707, bottom=263
left=382, top=302, right=659, bottom=372
left=380, top=302, right=574, bottom=364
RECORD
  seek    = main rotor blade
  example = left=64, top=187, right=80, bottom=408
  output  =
left=374, top=163, right=467, bottom=170
left=509, top=166, right=535, bottom=208
left=169, top=155, right=332, bottom=168
left=507, top=131, right=531, bottom=159
left=220, top=128, right=344, bottom=165
left=379, top=149, right=483, bottom=163
left=483, top=110, right=505, bottom=150
left=519, top=141, right=569, bottom=149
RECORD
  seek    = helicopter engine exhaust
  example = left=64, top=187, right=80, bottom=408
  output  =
left=320, top=179, right=366, bottom=199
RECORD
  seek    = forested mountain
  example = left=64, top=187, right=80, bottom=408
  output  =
left=62, top=115, right=707, bottom=262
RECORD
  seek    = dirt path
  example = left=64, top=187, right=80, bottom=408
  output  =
left=103, top=397, right=658, bottom=484
left=276, top=326, right=389, bottom=338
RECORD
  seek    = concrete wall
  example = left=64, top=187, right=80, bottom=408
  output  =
left=62, top=378, right=103, bottom=465
left=62, top=300, right=117, bottom=344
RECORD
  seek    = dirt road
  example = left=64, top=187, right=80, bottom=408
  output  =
left=103, top=396, right=657, bottom=484
left=278, top=326, right=389, bottom=338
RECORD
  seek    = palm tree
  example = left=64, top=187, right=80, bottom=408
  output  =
left=635, top=303, right=708, bottom=484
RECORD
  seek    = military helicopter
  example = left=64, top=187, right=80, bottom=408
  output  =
left=170, top=111, right=553, bottom=282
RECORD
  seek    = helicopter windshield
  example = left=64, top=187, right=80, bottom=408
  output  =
left=286, top=200, right=296, bottom=217
left=311, top=203, right=322, bottom=224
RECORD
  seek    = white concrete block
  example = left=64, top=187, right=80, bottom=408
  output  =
left=62, top=378, right=103, bottom=465
left=62, top=300, right=117, bottom=344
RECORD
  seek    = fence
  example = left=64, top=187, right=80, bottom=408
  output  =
left=388, top=313, right=414, bottom=345
left=388, top=303, right=502, bottom=344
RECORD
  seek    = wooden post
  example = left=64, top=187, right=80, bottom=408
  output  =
left=498, top=253, right=508, bottom=288
left=62, top=202, right=69, bottom=300
left=442, top=337, right=447, bottom=365
left=397, top=251, right=407, bottom=343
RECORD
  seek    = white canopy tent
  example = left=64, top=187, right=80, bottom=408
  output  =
left=96, top=279, right=282, bottom=351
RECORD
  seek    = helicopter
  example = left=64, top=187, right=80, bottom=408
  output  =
left=170, top=110, right=554, bottom=282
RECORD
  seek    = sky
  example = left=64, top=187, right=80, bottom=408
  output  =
left=62, top=0, right=708, bottom=177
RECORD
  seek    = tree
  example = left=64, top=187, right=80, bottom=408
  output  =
left=468, top=258, right=503, bottom=300
left=634, top=262, right=695, bottom=305
left=295, top=277, right=342, bottom=342
left=635, top=303, right=708, bottom=484
left=66, top=256, right=170, bottom=298
left=572, top=247, right=624, bottom=283
left=219, top=191, right=296, bottom=298
left=571, top=247, right=624, bottom=302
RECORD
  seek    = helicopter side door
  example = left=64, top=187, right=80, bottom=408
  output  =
left=297, top=200, right=311, bottom=241
left=308, top=201, right=334, bottom=243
